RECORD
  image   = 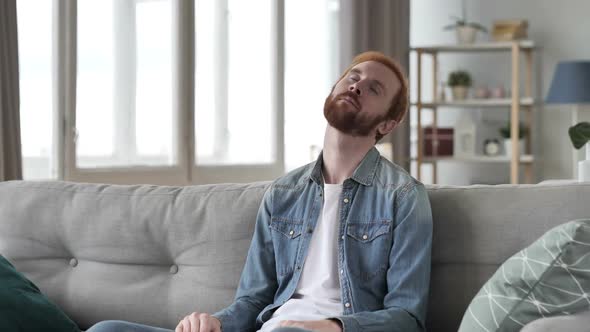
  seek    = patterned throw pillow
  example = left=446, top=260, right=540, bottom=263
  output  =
left=459, top=219, right=590, bottom=332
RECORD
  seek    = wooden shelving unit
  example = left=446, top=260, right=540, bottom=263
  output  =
left=411, top=40, right=536, bottom=184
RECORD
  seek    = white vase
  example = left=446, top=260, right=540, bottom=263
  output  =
left=504, top=139, right=525, bottom=156
left=456, top=26, right=477, bottom=44
left=578, top=144, right=590, bottom=182
left=451, top=86, right=469, bottom=100
left=454, top=114, right=476, bottom=157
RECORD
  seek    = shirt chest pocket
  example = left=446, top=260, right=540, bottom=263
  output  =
left=346, top=220, right=391, bottom=242
left=270, top=217, right=304, bottom=276
left=270, top=218, right=304, bottom=239
left=345, top=220, right=393, bottom=281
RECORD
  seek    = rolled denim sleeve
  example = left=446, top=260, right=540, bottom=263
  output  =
left=212, top=187, right=278, bottom=332
left=332, top=182, right=433, bottom=332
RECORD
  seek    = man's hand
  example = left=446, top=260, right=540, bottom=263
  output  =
left=175, top=312, right=221, bottom=332
left=278, top=319, right=342, bottom=332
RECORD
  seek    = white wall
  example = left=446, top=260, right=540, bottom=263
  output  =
left=410, top=0, right=590, bottom=184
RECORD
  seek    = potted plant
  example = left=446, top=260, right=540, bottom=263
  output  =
left=443, top=0, right=488, bottom=44
left=569, top=122, right=590, bottom=181
left=499, top=120, right=528, bottom=156
left=447, top=70, right=472, bottom=100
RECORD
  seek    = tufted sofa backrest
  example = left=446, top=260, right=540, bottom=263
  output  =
left=0, top=180, right=270, bottom=329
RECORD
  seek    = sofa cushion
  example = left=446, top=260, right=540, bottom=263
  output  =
left=459, top=219, right=590, bottom=332
left=0, top=255, right=80, bottom=332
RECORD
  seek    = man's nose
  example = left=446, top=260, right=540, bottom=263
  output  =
left=349, top=84, right=361, bottom=96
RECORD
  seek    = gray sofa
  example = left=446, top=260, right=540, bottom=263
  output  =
left=1, top=180, right=590, bottom=331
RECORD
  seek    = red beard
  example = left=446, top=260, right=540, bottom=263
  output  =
left=323, top=90, right=386, bottom=137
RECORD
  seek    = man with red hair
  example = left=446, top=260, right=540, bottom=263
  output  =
left=89, top=51, right=432, bottom=332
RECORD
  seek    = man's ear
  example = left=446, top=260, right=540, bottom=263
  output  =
left=377, top=119, right=398, bottom=137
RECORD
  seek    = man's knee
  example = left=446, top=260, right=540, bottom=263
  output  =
left=86, top=320, right=128, bottom=332
left=86, top=320, right=147, bottom=332
left=271, top=327, right=313, bottom=332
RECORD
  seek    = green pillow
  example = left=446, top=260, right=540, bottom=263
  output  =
left=459, top=219, right=590, bottom=332
left=0, top=255, right=80, bottom=332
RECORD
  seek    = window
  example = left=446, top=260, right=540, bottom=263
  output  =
left=195, top=0, right=273, bottom=165
left=17, top=0, right=340, bottom=184
left=284, top=0, right=340, bottom=171
left=76, top=0, right=175, bottom=168
left=17, top=0, right=55, bottom=179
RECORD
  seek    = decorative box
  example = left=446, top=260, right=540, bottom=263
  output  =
left=423, top=127, right=454, bottom=157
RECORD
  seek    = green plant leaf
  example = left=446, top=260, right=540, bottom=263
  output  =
left=467, top=22, right=488, bottom=32
left=569, top=122, right=590, bottom=149
left=499, top=127, right=510, bottom=138
left=443, top=16, right=467, bottom=30
left=447, top=70, right=472, bottom=87
left=499, top=121, right=528, bottom=139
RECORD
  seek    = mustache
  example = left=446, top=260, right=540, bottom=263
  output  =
left=336, top=91, right=361, bottom=110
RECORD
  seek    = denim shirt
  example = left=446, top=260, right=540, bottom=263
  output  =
left=213, top=147, right=433, bottom=332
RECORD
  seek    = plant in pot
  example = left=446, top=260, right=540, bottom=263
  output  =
left=569, top=122, right=590, bottom=181
left=443, top=0, right=487, bottom=44
left=499, top=120, right=528, bottom=156
left=447, top=70, right=472, bottom=101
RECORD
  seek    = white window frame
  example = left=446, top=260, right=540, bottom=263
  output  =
left=53, top=0, right=285, bottom=185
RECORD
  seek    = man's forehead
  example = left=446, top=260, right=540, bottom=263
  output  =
left=349, top=61, right=400, bottom=92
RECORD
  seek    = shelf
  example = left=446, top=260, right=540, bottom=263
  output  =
left=411, top=39, right=536, bottom=184
left=412, top=155, right=534, bottom=163
left=412, top=97, right=534, bottom=108
left=410, top=40, right=535, bottom=53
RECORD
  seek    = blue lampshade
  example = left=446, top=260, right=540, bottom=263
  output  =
left=546, top=61, right=590, bottom=104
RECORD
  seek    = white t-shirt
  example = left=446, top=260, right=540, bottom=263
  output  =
left=258, top=183, right=343, bottom=332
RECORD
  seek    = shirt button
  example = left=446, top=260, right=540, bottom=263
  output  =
left=307, top=228, right=313, bottom=233
left=69, top=258, right=78, bottom=267
left=343, top=198, right=349, bottom=203
left=340, top=269, right=344, bottom=274
left=362, top=234, right=368, bottom=240
left=289, top=230, right=294, bottom=236
left=341, top=235, right=344, bottom=240
left=345, top=302, right=351, bottom=308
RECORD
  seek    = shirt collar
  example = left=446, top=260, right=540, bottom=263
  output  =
left=309, top=147, right=381, bottom=187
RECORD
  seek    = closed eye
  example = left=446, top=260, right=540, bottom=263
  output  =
left=370, top=86, right=380, bottom=95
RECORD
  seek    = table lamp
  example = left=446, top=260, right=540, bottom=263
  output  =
left=546, top=61, right=590, bottom=181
